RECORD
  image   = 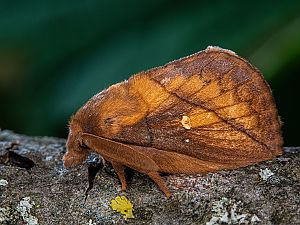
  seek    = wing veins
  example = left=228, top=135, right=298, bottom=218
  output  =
left=149, top=77, right=269, bottom=150
left=150, top=54, right=220, bottom=116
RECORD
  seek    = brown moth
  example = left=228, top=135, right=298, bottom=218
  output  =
left=63, top=46, right=283, bottom=198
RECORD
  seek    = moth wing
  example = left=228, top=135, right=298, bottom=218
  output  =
left=113, top=47, right=283, bottom=169
left=82, top=133, right=159, bottom=172
left=133, top=145, right=244, bottom=174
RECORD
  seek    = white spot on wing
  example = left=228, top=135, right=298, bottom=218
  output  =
left=181, top=115, right=191, bottom=129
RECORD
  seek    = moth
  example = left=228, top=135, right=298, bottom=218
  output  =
left=63, top=46, right=283, bottom=198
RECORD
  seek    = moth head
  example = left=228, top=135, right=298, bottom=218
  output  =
left=63, top=118, right=90, bottom=168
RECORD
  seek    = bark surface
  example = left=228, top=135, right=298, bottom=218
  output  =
left=0, top=130, right=299, bottom=225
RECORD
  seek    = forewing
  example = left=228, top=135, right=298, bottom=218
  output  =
left=113, top=47, right=283, bottom=167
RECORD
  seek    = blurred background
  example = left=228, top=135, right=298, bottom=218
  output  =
left=0, top=0, right=299, bottom=146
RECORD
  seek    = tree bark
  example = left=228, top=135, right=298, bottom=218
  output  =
left=0, top=130, right=299, bottom=225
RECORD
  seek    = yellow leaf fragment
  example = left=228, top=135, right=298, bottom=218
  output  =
left=110, top=196, right=134, bottom=220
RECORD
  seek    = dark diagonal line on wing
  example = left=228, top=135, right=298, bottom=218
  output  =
left=149, top=77, right=269, bottom=150
left=150, top=54, right=219, bottom=116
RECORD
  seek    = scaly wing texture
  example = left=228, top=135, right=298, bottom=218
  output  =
left=113, top=47, right=283, bottom=168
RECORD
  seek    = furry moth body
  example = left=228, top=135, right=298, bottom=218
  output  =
left=63, top=46, right=283, bottom=198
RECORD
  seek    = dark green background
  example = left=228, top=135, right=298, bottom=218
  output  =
left=0, top=0, right=299, bottom=146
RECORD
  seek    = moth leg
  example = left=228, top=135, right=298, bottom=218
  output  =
left=111, top=161, right=127, bottom=191
left=148, top=171, right=171, bottom=198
